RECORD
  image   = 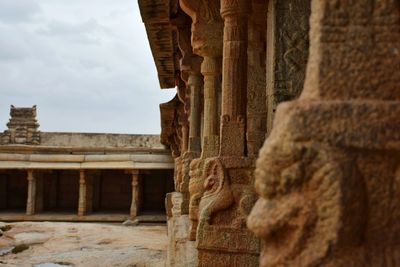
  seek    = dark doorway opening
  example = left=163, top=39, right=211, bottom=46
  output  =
left=40, top=170, right=79, bottom=213
left=140, top=169, right=174, bottom=214
left=0, top=170, right=27, bottom=212
left=92, top=170, right=131, bottom=213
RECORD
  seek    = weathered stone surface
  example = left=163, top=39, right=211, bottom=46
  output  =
left=122, top=219, right=139, bottom=226
left=266, top=0, right=311, bottom=134
left=40, top=132, right=165, bottom=149
left=166, top=192, right=197, bottom=267
left=14, top=232, right=50, bottom=246
left=248, top=1, right=400, bottom=267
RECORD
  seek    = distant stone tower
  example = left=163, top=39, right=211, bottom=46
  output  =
left=1, top=105, right=40, bottom=145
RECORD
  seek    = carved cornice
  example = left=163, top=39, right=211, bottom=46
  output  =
left=180, top=0, right=223, bottom=57
left=220, top=0, right=251, bottom=18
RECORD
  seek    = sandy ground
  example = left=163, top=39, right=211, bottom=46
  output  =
left=0, top=221, right=168, bottom=267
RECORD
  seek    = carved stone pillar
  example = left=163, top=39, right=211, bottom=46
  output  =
left=201, top=56, right=221, bottom=158
left=248, top=1, right=400, bottom=266
left=130, top=170, right=139, bottom=218
left=180, top=0, right=224, bottom=244
left=188, top=69, right=203, bottom=154
left=26, top=170, right=36, bottom=215
left=191, top=1, right=262, bottom=266
left=219, top=0, right=250, bottom=157
left=181, top=124, right=189, bottom=153
left=184, top=60, right=203, bottom=217
left=177, top=80, right=190, bottom=155
left=78, top=170, right=87, bottom=216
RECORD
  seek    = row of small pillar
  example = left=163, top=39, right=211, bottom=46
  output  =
left=177, top=0, right=253, bottom=158
left=25, top=169, right=140, bottom=218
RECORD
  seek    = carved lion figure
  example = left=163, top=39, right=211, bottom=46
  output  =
left=198, top=158, right=234, bottom=226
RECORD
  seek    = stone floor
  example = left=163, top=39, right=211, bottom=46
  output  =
left=0, top=221, right=167, bottom=267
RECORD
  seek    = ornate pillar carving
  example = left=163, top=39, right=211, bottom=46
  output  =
left=187, top=65, right=203, bottom=154
left=183, top=1, right=261, bottom=266
left=130, top=170, right=139, bottom=218
left=180, top=0, right=224, bottom=158
left=201, top=56, right=221, bottom=158
left=265, top=0, right=311, bottom=134
left=78, top=170, right=87, bottom=216
left=248, top=1, right=400, bottom=266
left=170, top=13, right=202, bottom=216
left=180, top=0, right=224, bottom=244
left=177, top=78, right=190, bottom=154
left=219, top=0, right=250, bottom=157
left=26, top=170, right=36, bottom=215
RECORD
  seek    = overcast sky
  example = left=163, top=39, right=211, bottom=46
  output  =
left=0, top=0, right=176, bottom=134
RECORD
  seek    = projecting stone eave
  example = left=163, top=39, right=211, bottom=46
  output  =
left=138, top=0, right=179, bottom=89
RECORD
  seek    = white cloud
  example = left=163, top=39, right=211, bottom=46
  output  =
left=0, top=0, right=176, bottom=134
left=0, top=0, right=42, bottom=24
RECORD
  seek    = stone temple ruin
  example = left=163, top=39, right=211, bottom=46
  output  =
left=138, top=0, right=400, bottom=266
left=0, top=105, right=174, bottom=222
left=1, top=0, right=399, bottom=266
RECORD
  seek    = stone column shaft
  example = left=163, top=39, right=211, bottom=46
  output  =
left=78, top=170, right=86, bottom=216
left=220, top=1, right=250, bottom=156
left=130, top=170, right=139, bottom=218
left=201, top=56, right=221, bottom=158
left=182, top=124, right=189, bottom=153
left=26, top=170, right=36, bottom=215
left=221, top=16, right=248, bottom=118
left=188, top=73, right=203, bottom=153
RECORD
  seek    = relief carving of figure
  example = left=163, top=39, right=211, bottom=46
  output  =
left=248, top=137, right=367, bottom=267
left=188, top=158, right=206, bottom=240
left=198, top=158, right=234, bottom=227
